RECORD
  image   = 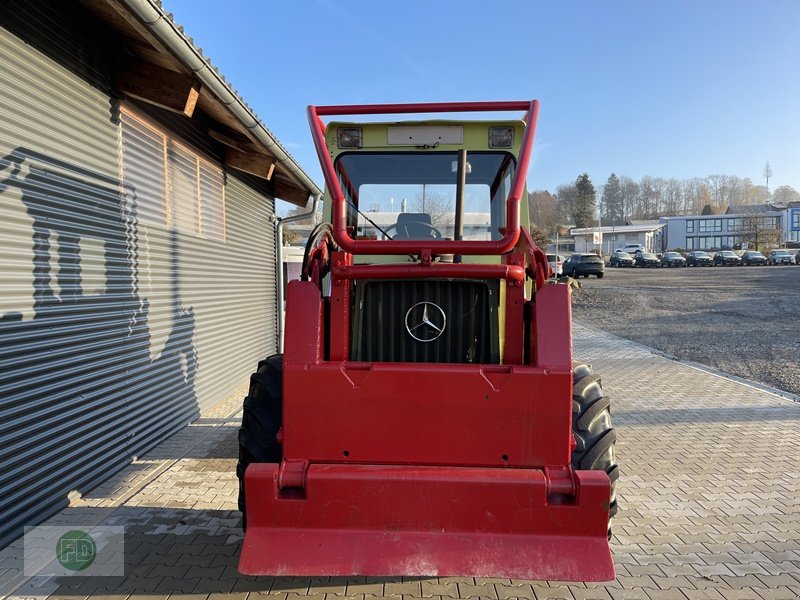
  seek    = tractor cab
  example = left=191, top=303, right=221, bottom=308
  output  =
left=321, top=119, right=526, bottom=255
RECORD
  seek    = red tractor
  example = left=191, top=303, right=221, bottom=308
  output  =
left=237, top=101, right=617, bottom=580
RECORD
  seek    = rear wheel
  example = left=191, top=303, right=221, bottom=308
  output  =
left=597, top=273, right=604, bottom=279
left=237, top=354, right=284, bottom=528
left=572, top=363, right=618, bottom=530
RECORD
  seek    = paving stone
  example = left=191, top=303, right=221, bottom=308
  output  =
left=753, top=589, right=799, bottom=600
left=457, top=583, right=497, bottom=599
left=680, top=590, right=727, bottom=600
left=1, top=325, right=797, bottom=600
left=420, top=582, right=460, bottom=599
left=494, top=584, right=535, bottom=600
left=384, top=581, right=423, bottom=597
left=569, top=589, right=613, bottom=600
left=529, top=585, right=574, bottom=600
left=345, top=579, right=384, bottom=596
left=640, top=591, right=688, bottom=600
left=606, top=590, right=650, bottom=600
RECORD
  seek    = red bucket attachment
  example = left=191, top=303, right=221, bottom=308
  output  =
left=239, top=463, right=614, bottom=581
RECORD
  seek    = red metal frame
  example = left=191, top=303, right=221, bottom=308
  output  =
left=239, top=101, right=613, bottom=581
left=307, top=100, right=540, bottom=255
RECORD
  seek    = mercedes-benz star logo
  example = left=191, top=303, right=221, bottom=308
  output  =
left=404, top=301, right=447, bottom=343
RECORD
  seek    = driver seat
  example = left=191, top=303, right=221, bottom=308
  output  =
left=393, top=212, right=435, bottom=239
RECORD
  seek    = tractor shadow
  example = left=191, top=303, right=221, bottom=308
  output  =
left=0, top=147, right=199, bottom=548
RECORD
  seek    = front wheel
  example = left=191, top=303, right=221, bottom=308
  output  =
left=597, top=273, right=604, bottom=279
left=572, top=364, right=619, bottom=529
left=237, top=354, right=284, bottom=529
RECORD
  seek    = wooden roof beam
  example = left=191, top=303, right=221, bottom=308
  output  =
left=115, top=62, right=201, bottom=117
left=210, top=128, right=259, bottom=154
left=273, top=180, right=311, bottom=206
left=225, top=148, right=308, bottom=205
left=225, top=147, right=276, bottom=181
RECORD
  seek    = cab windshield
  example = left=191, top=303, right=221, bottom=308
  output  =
left=335, top=152, right=515, bottom=241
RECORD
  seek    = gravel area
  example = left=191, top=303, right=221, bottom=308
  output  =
left=570, top=263, right=800, bottom=397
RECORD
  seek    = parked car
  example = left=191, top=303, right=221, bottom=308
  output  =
left=546, top=253, right=563, bottom=276
left=660, top=251, right=687, bottom=267
left=767, top=249, right=794, bottom=265
left=713, top=250, right=741, bottom=266
left=740, top=250, right=767, bottom=266
left=621, top=243, right=645, bottom=255
left=563, top=253, right=605, bottom=278
left=686, top=250, right=713, bottom=267
left=634, top=252, right=660, bottom=268
left=609, top=251, right=635, bottom=268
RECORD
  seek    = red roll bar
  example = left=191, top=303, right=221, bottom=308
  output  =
left=307, top=100, right=540, bottom=256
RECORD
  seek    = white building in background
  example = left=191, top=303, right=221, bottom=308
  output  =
left=354, top=211, right=496, bottom=241
left=660, top=212, right=783, bottom=251
left=569, top=223, right=665, bottom=254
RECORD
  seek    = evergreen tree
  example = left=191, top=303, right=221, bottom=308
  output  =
left=574, top=173, right=596, bottom=228
left=602, top=174, right=623, bottom=225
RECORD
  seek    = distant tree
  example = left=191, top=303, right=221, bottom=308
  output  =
left=618, top=176, right=639, bottom=221
left=573, top=173, right=596, bottom=228
left=664, top=178, right=682, bottom=215
left=283, top=229, right=299, bottom=245
left=527, top=224, right=550, bottom=250
left=411, top=190, right=453, bottom=230
left=771, top=185, right=800, bottom=204
left=601, top=174, right=624, bottom=225
left=740, top=215, right=781, bottom=250
left=553, top=170, right=787, bottom=222
left=697, top=184, right=713, bottom=211
left=555, top=183, right=578, bottom=224
left=763, top=161, right=773, bottom=199
left=286, top=202, right=321, bottom=225
left=638, top=176, right=667, bottom=218
left=528, top=189, right=558, bottom=231
left=700, top=203, right=716, bottom=215
left=742, top=178, right=761, bottom=205
left=707, top=174, right=743, bottom=211
left=681, top=177, right=706, bottom=213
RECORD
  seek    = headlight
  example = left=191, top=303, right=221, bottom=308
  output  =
left=489, top=126, right=514, bottom=148
left=337, top=127, right=362, bottom=148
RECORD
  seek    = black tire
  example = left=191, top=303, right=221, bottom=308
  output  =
left=572, top=363, right=618, bottom=529
left=237, top=354, right=284, bottom=528
left=597, top=273, right=604, bottom=279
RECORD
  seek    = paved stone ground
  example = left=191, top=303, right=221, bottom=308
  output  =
left=2, top=324, right=799, bottom=600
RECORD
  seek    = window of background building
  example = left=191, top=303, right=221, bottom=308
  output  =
left=686, top=220, right=694, bottom=233
left=698, top=219, right=722, bottom=233
left=120, top=108, right=226, bottom=241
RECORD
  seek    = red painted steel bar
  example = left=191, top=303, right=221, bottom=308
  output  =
left=314, top=100, right=534, bottom=116
left=331, top=263, right=525, bottom=283
left=307, top=100, right=540, bottom=256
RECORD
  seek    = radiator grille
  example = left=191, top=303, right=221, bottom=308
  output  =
left=351, top=279, right=499, bottom=363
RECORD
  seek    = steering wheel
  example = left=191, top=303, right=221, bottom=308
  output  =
left=382, top=221, right=443, bottom=240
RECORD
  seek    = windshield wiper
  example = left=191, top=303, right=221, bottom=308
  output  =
left=345, top=198, right=394, bottom=240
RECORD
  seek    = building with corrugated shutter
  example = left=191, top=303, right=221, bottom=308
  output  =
left=0, top=0, right=320, bottom=548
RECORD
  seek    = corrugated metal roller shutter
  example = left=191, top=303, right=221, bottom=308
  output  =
left=0, top=18, right=277, bottom=548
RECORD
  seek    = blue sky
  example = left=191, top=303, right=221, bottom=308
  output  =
left=164, top=0, right=800, bottom=196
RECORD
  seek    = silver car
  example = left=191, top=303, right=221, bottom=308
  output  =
left=546, top=253, right=563, bottom=276
left=768, top=249, right=794, bottom=265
